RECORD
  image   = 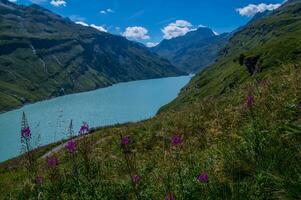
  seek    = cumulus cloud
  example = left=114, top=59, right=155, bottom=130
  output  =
left=50, top=0, right=66, bottom=7
left=236, top=3, right=281, bottom=17
left=90, top=24, right=107, bottom=32
left=122, top=26, right=150, bottom=40
left=146, top=42, right=159, bottom=48
left=162, top=20, right=196, bottom=39
left=100, top=8, right=114, bottom=14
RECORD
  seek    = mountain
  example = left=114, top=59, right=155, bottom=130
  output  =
left=164, top=0, right=301, bottom=110
left=0, top=0, right=184, bottom=112
left=249, top=10, right=273, bottom=23
left=151, top=27, right=230, bottom=73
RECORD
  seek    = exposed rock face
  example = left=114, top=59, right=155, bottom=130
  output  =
left=244, top=56, right=260, bottom=75
left=239, top=54, right=260, bottom=75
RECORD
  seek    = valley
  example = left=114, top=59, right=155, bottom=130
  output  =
left=0, top=0, right=300, bottom=199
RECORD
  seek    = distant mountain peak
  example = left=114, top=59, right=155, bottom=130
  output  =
left=179, top=27, right=215, bottom=40
left=151, top=26, right=229, bottom=73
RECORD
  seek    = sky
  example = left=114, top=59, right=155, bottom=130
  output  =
left=10, top=0, right=286, bottom=47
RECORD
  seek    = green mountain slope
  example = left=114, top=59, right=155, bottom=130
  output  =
left=151, top=27, right=230, bottom=73
left=0, top=0, right=184, bottom=112
left=164, top=0, right=301, bottom=110
left=0, top=0, right=301, bottom=199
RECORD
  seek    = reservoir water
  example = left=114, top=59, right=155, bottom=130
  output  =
left=0, top=75, right=191, bottom=162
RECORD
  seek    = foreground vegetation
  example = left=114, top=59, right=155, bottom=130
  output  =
left=1, top=61, right=300, bottom=200
left=0, top=0, right=301, bottom=199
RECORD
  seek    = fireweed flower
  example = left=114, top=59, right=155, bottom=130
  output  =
left=65, top=139, right=76, bottom=154
left=79, top=122, right=89, bottom=135
left=122, top=135, right=130, bottom=146
left=197, top=172, right=209, bottom=183
left=246, top=95, right=254, bottom=108
left=165, top=192, right=175, bottom=200
left=171, top=135, right=183, bottom=146
left=47, top=156, right=59, bottom=167
left=21, top=127, right=31, bottom=139
left=132, top=175, right=140, bottom=184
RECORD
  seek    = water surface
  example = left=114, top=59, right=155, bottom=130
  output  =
left=0, top=75, right=191, bottom=162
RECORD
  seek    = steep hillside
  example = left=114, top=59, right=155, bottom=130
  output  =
left=151, top=27, right=229, bottom=73
left=0, top=0, right=301, bottom=199
left=164, top=0, right=301, bottom=110
left=0, top=0, right=184, bottom=112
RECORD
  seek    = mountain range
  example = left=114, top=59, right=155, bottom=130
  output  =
left=151, top=27, right=230, bottom=73
left=150, top=10, right=278, bottom=74
left=0, top=0, right=184, bottom=112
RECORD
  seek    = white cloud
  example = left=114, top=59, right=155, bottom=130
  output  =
left=236, top=3, right=281, bottom=17
left=75, top=22, right=107, bottom=32
left=90, top=24, right=107, bottom=32
left=122, top=26, right=150, bottom=40
left=75, top=21, right=89, bottom=27
left=8, top=0, right=17, bottom=2
left=50, top=0, right=66, bottom=7
left=100, top=8, right=114, bottom=14
left=162, top=20, right=196, bottom=39
left=146, top=42, right=159, bottom=48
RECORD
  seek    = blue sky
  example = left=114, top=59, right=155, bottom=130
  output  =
left=12, top=0, right=285, bottom=46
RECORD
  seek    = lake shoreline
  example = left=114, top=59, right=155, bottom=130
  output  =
left=0, top=74, right=187, bottom=114
left=0, top=75, right=192, bottom=162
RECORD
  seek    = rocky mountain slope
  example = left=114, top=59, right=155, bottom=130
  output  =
left=0, top=0, right=184, bottom=112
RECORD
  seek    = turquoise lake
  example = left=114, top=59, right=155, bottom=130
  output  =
left=0, top=75, right=192, bottom=162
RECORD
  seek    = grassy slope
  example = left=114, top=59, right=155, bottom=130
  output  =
left=0, top=0, right=301, bottom=199
left=162, top=0, right=301, bottom=111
